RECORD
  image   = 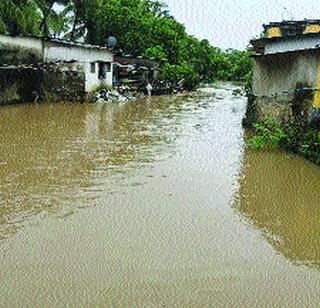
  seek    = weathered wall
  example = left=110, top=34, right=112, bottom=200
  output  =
left=0, top=35, right=43, bottom=55
left=0, top=69, right=43, bottom=105
left=0, top=66, right=85, bottom=105
left=0, top=44, right=43, bottom=105
left=253, top=51, right=320, bottom=96
left=0, top=42, right=42, bottom=66
left=42, top=67, right=85, bottom=102
left=250, top=50, right=320, bottom=124
left=0, top=44, right=86, bottom=104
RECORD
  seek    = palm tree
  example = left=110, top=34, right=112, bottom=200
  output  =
left=36, top=0, right=70, bottom=37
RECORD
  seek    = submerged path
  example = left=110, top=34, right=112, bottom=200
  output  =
left=0, top=84, right=320, bottom=307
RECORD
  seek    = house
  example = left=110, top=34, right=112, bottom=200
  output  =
left=113, top=55, right=160, bottom=90
left=0, top=34, right=114, bottom=103
left=43, top=38, right=114, bottom=91
left=248, top=20, right=320, bottom=125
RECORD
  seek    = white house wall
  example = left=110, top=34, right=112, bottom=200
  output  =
left=86, top=62, right=97, bottom=92
left=84, top=62, right=113, bottom=92
left=43, top=41, right=113, bottom=63
left=0, top=35, right=43, bottom=54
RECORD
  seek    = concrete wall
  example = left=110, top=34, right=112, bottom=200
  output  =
left=251, top=50, right=320, bottom=123
left=0, top=35, right=43, bottom=54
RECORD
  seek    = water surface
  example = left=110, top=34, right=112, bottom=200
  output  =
left=0, top=84, right=320, bottom=307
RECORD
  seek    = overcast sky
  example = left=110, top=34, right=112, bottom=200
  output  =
left=164, top=0, right=320, bottom=50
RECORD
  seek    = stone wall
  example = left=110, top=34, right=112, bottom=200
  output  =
left=246, top=94, right=315, bottom=126
left=0, top=69, right=43, bottom=105
left=42, top=63, right=86, bottom=102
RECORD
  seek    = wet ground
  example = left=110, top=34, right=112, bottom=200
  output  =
left=0, top=84, right=320, bottom=307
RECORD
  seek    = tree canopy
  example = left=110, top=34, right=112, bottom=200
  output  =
left=0, top=0, right=253, bottom=88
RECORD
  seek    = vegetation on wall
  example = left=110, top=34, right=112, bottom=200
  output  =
left=0, top=0, right=253, bottom=89
left=249, top=117, right=320, bottom=165
left=249, top=117, right=287, bottom=150
left=247, top=82, right=320, bottom=164
left=0, top=44, right=42, bottom=65
left=0, top=45, right=43, bottom=104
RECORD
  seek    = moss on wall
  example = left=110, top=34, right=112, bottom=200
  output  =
left=249, top=117, right=320, bottom=165
left=42, top=64, right=86, bottom=102
left=0, top=44, right=42, bottom=65
left=0, top=69, right=43, bottom=105
left=0, top=44, right=42, bottom=104
left=246, top=82, right=320, bottom=165
left=0, top=46, right=86, bottom=104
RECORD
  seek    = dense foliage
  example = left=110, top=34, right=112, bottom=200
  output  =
left=0, top=0, right=253, bottom=89
left=249, top=118, right=287, bottom=150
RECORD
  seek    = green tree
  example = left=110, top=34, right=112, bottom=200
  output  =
left=0, top=0, right=254, bottom=89
left=0, top=0, right=42, bottom=35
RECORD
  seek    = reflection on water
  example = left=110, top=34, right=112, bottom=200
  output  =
left=0, top=95, right=189, bottom=239
left=237, top=148, right=320, bottom=268
left=1, top=84, right=320, bottom=307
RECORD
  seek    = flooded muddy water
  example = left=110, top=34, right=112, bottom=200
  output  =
left=0, top=84, right=320, bottom=307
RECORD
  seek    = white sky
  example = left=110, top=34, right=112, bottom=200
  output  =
left=164, top=0, right=320, bottom=50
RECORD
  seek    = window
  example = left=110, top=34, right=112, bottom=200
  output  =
left=90, top=62, right=96, bottom=73
left=98, top=62, right=106, bottom=79
left=98, top=62, right=112, bottom=79
left=106, top=62, right=111, bottom=72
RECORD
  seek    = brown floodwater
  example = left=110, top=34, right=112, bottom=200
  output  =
left=0, top=84, right=320, bottom=307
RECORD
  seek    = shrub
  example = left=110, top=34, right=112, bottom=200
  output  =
left=159, top=63, right=200, bottom=90
left=91, top=83, right=113, bottom=92
left=85, top=83, right=113, bottom=102
left=142, top=46, right=167, bottom=61
left=249, top=116, right=320, bottom=164
left=299, top=129, right=320, bottom=160
left=249, top=117, right=286, bottom=150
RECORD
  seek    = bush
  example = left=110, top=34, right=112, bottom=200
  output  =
left=249, top=117, right=287, bottom=150
left=159, top=63, right=200, bottom=90
left=249, top=116, right=320, bottom=164
left=86, top=83, right=112, bottom=102
left=142, top=46, right=167, bottom=61
left=91, top=83, right=113, bottom=92
left=299, top=129, right=320, bottom=161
